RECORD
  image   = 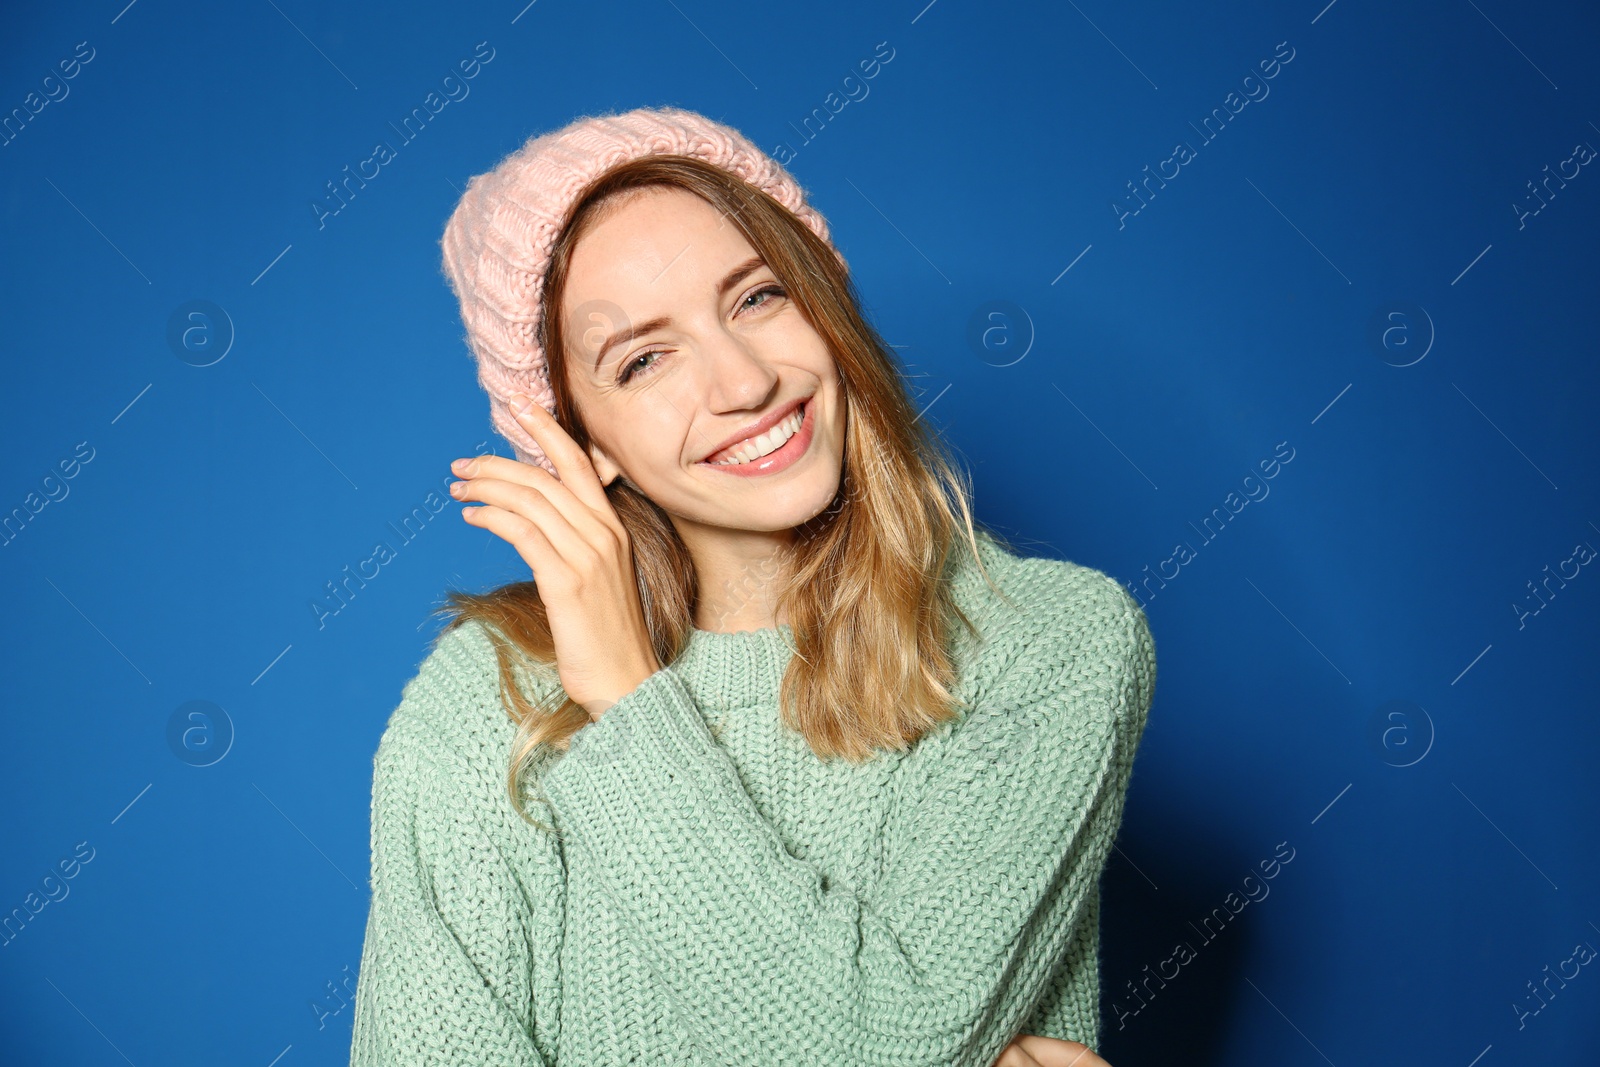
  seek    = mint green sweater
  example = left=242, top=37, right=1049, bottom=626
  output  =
left=349, top=530, right=1155, bottom=1066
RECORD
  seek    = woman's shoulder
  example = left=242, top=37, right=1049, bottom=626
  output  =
left=385, top=617, right=508, bottom=740
left=367, top=617, right=565, bottom=890
left=952, top=528, right=1156, bottom=716
left=375, top=617, right=553, bottom=810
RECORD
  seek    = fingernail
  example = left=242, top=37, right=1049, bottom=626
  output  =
left=510, top=393, right=531, bottom=414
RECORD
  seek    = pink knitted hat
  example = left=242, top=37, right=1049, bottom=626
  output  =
left=440, top=105, right=843, bottom=476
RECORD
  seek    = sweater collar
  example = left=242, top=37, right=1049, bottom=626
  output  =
left=672, top=624, right=797, bottom=712
left=667, top=531, right=1004, bottom=714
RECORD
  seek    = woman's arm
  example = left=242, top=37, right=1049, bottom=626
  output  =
left=539, top=574, right=1155, bottom=1067
left=349, top=643, right=562, bottom=1067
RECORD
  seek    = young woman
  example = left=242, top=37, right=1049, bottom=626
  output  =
left=349, top=107, right=1154, bottom=1067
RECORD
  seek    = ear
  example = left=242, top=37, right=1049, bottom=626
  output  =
left=587, top=439, right=623, bottom=488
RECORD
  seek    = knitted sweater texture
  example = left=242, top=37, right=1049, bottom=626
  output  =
left=349, top=530, right=1156, bottom=1066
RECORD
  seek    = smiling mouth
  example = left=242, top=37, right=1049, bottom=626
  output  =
left=701, top=398, right=810, bottom=466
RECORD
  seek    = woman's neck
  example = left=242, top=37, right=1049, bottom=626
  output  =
left=676, top=523, right=794, bottom=634
left=693, top=578, right=788, bottom=634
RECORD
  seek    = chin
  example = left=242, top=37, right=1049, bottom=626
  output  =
left=679, top=470, right=842, bottom=532
left=726, top=487, right=838, bottom=532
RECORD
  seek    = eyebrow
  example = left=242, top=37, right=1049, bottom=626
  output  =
left=591, top=255, right=770, bottom=373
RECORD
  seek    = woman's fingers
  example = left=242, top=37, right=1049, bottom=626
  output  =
left=990, top=1042, right=1044, bottom=1067
left=507, top=393, right=614, bottom=513
left=458, top=502, right=563, bottom=586
left=452, top=451, right=614, bottom=536
left=452, top=468, right=612, bottom=561
left=1012, top=1035, right=1111, bottom=1067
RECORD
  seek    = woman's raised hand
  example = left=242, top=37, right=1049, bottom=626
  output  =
left=992, top=1034, right=1113, bottom=1067
left=448, top=393, right=661, bottom=720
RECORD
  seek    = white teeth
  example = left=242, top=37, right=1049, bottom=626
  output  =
left=711, top=408, right=804, bottom=465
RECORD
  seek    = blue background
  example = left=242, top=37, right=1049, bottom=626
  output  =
left=3, top=0, right=1598, bottom=1063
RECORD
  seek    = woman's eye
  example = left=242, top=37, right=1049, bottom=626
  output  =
left=617, top=287, right=784, bottom=385
left=741, top=284, right=786, bottom=312
left=617, top=350, right=663, bottom=384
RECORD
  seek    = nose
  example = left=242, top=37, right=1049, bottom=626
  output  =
left=700, top=328, right=779, bottom=414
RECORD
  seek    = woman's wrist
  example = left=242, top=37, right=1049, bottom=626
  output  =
left=585, top=654, right=663, bottom=722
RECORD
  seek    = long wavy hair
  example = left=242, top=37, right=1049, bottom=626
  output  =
left=433, top=154, right=1011, bottom=828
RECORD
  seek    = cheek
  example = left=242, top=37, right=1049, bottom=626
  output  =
left=786, top=338, right=843, bottom=410
left=624, top=402, right=696, bottom=465
left=789, top=323, right=836, bottom=370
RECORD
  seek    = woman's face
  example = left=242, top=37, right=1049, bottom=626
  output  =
left=558, top=185, right=846, bottom=535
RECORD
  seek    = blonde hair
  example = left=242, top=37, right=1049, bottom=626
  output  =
left=431, top=154, right=1010, bottom=826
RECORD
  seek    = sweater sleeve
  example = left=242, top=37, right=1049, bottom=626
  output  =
left=349, top=690, right=560, bottom=1066
left=539, top=574, right=1155, bottom=1067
